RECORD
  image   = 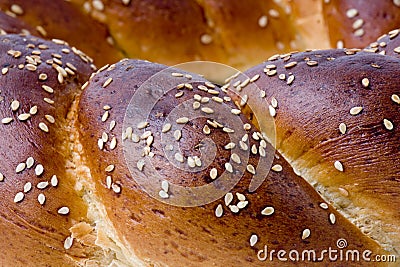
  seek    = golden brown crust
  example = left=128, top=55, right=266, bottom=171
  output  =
left=69, top=0, right=301, bottom=70
left=0, top=34, right=98, bottom=266
left=322, top=0, right=400, bottom=49
left=0, top=0, right=124, bottom=66
left=228, top=49, right=400, bottom=254
left=78, top=59, right=386, bottom=266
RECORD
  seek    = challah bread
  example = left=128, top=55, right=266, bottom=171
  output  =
left=227, top=49, right=400, bottom=256
left=0, top=34, right=109, bottom=266
left=0, top=0, right=124, bottom=66
left=68, top=0, right=301, bottom=70
left=322, top=0, right=400, bottom=49
left=75, top=59, right=389, bottom=266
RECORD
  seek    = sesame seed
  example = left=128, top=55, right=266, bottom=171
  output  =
left=39, top=122, right=49, bottom=133
left=247, top=164, right=256, bottom=175
left=14, top=192, right=24, bottom=203
left=250, top=234, right=258, bottom=247
left=302, top=229, right=311, bottom=240
left=0, top=173, right=3, bottom=182
left=361, top=78, right=369, bottom=88
left=349, top=106, right=363, bottom=115
left=224, top=142, right=236, bottom=150
left=110, top=137, right=117, bottom=150
left=171, top=72, right=183, bottom=77
left=240, top=95, right=248, bottom=107
left=174, top=130, right=182, bottom=141
left=240, top=78, right=250, bottom=88
left=58, top=207, right=70, bottom=215
left=229, top=205, right=239, bottom=213
left=237, top=201, right=248, bottom=209
left=201, top=124, right=210, bottom=135
left=11, top=4, right=24, bottom=15
left=319, top=203, right=328, bottom=209
left=339, top=123, right=347, bottom=134
left=287, top=75, right=295, bottom=85
left=268, top=105, right=276, bottom=117
left=201, top=97, right=210, bottom=103
left=205, top=81, right=215, bottom=88
left=261, top=206, right=275, bottom=216
left=174, top=153, right=184, bottom=163
left=239, top=141, right=248, bottom=151
left=176, top=117, right=189, bottom=124
left=35, top=164, right=44, bottom=176
left=137, top=160, right=145, bottom=171
left=110, top=120, right=116, bottom=131
left=187, top=157, right=196, bottom=168
left=2, top=117, right=13, bottom=124
left=306, top=60, right=318, bottom=66
left=137, top=121, right=149, bottom=129
left=29, top=106, right=38, bottom=115
left=201, top=107, right=214, bottom=114
left=11, top=100, right=19, bottom=111
left=1, top=67, right=8, bottom=75
left=223, top=127, right=234, bottom=133
left=38, top=193, right=46, bottom=205
left=101, top=111, right=109, bottom=122
left=266, top=69, right=277, bottom=76
left=259, top=146, right=266, bottom=157
left=329, top=213, right=336, bottom=224
left=231, top=153, right=241, bottom=164
left=346, top=8, right=358, bottom=18
left=383, top=119, right=394, bottom=130
left=258, top=15, right=268, bottom=28
left=161, top=180, right=169, bottom=192
left=394, top=47, right=400, bottom=54
left=51, top=175, right=58, bottom=187
left=26, top=64, right=37, bottom=71
left=251, top=145, right=258, bottom=154
left=224, top=192, right=233, bottom=206
left=284, top=61, right=297, bottom=68
left=175, top=91, right=184, bottom=98
left=105, top=165, right=115, bottom=172
left=45, top=115, right=55, bottom=124
left=37, top=181, right=49, bottom=189
left=159, top=190, right=169, bottom=199
left=391, top=94, right=400, bottom=104
left=64, top=236, right=74, bottom=250
left=215, top=204, right=223, bottom=217
left=334, top=161, right=344, bottom=172
left=271, top=164, right=282, bottom=172
left=18, top=113, right=31, bottom=121
left=44, top=98, right=54, bottom=105
left=354, top=28, right=364, bottom=37
left=102, top=77, right=113, bottom=88
left=42, top=85, right=54, bottom=93
left=352, top=19, right=364, bottom=30
left=268, top=9, right=279, bottom=18
left=98, top=139, right=104, bottom=150
left=338, top=187, right=349, bottom=197
left=16, top=163, right=26, bottom=173
left=210, top=168, right=218, bottom=180
left=23, top=182, right=32, bottom=193
left=106, top=176, right=112, bottom=189
left=25, top=157, right=34, bottom=169
left=131, top=134, right=139, bottom=143
left=225, top=162, right=233, bottom=173
left=231, top=109, right=241, bottom=115
left=200, top=34, right=213, bottom=45
left=193, top=101, right=201, bottom=110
